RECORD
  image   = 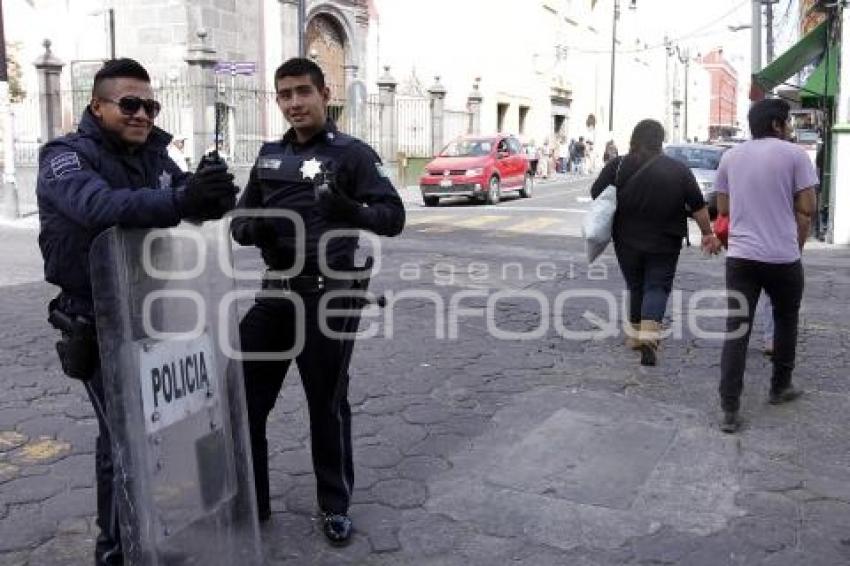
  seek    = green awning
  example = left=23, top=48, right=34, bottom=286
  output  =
left=800, top=47, right=839, bottom=106
left=752, top=20, right=829, bottom=95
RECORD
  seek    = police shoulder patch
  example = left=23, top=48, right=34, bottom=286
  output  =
left=50, top=152, right=82, bottom=178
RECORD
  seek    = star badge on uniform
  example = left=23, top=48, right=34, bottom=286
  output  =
left=300, top=158, right=323, bottom=181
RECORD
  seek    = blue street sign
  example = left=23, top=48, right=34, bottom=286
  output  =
left=214, top=61, right=257, bottom=76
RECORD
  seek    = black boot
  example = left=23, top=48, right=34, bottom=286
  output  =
left=321, top=512, right=352, bottom=545
left=719, top=411, right=741, bottom=434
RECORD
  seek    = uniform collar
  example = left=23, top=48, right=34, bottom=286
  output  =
left=78, top=107, right=173, bottom=154
left=281, top=118, right=339, bottom=147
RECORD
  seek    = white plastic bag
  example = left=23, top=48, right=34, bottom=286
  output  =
left=582, top=184, right=616, bottom=263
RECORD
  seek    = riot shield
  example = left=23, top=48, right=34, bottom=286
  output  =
left=90, top=223, right=262, bottom=565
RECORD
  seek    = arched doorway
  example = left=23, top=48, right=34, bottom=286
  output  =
left=305, top=13, right=347, bottom=124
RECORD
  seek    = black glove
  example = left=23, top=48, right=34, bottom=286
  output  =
left=232, top=217, right=278, bottom=247
left=318, top=189, right=364, bottom=224
left=176, top=164, right=238, bottom=220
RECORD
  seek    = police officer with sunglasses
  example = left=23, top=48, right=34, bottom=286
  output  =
left=36, top=58, right=238, bottom=566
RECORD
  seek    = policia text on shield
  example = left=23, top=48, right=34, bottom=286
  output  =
left=36, top=59, right=239, bottom=566
left=231, top=57, right=405, bottom=545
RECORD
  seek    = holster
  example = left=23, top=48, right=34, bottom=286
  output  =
left=48, top=302, right=99, bottom=382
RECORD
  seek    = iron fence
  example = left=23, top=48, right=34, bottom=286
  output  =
left=362, top=94, right=382, bottom=153
left=9, top=74, right=471, bottom=208
left=396, top=95, right=431, bottom=158
left=9, top=96, right=41, bottom=213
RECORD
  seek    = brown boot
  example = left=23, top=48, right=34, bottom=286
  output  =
left=638, top=320, right=661, bottom=366
left=624, top=322, right=641, bottom=350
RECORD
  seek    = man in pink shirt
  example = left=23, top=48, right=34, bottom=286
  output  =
left=714, top=98, right=818, bottom=433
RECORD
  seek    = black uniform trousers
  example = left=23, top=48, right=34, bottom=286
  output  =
left=85, top=369, right=123, bottom=566
left=240, top=291, right=357, bottom=517
left=720, top=257, right=804, bottom=412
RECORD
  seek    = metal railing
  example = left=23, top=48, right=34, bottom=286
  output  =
left=396, top=95, right=431, bottom=157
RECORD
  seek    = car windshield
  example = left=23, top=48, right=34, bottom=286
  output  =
left=440, top=139, right=494, bottom=157
left=664, top=146, right=723, bottom=170
left=797, top=130, right=819, bottom=143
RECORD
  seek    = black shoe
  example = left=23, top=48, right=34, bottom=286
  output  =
left=321, top=512, right=352, bottom=545
left=769, top=386, right=803, bottom=405
left=258, top=506, right=271, bottom=524
left=719, top=411, right=740, bottom=434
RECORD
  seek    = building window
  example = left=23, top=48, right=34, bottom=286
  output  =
left=518, top=106, right=530, bottom=135
left=497, top=103, right=509, bottom=133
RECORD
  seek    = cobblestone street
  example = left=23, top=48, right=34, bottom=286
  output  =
left=1, top=209, right=850, bottom=565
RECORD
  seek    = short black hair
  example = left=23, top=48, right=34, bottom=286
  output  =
left=629, top=119, right=665, bottom=153
left=748, top=98, right=790, bottom=139
left=92, top=58, right=151, bottom=98
left=274, top=57, right=326, bottom=91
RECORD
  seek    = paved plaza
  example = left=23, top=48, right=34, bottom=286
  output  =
left=1, top=201, right=849, bottom=565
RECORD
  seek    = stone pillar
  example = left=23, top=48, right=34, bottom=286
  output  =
left=33, top=40, right=65, bottom=143
left=466, top=77, right=483, bottom=135
left=376, top=66, right=397, bottom=167
left=185, top=29, right=219, bottom=165
left=428, top=76, right=446, bottom=157
left=1, top=81, right=18, bottom=219
left=279, top=0, right=300, bottom=62
left=343, top=64, right=361, bottom=135
left=829, top=7, right=850, bottom=245
left=344, top=64, right=358, bottom=88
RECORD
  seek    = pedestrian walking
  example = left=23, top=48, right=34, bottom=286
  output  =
left=557, top=138, right=570, bottom=174
left=231, top=57, right=405, bottom=544
left=36, top=58, right=238, bottom=566
left=573, top=136, right=587, bottom=175
left=538, top=139, right=551, bottom=179
left=524, top=139, right=539, bottom=176
left=590, top=119, right=719, bottom=366
left=714, top=98, right=818, bottom=433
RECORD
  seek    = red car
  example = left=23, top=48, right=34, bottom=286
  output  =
left=419, top=135, right=532, bottom=206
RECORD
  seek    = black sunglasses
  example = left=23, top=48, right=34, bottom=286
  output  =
left=100, top=96, right=161, bottom=119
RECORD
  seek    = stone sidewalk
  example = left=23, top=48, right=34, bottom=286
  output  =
left=1, top=219, right=849, bottom=565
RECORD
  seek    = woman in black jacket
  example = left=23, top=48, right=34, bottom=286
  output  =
left=590, top=120, right=720, bottom=365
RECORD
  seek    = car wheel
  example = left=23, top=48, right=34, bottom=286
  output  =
left=519, top=173, right=533, bottom=198
left=486, top=176, right=501, bottom=205
left=423, top=196, right=440, bottom=207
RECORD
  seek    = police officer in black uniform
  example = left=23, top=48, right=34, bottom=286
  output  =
left=231, top=58, right=404, bottom=544
left=37, top=59, right=238, bottom=565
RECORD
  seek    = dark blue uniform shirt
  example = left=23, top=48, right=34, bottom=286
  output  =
left=232, top=121, right=405, bottom=273
left=37, top=109, right=190, bottom=314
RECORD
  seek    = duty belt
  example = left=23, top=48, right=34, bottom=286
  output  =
left=261, top=271, right=352, bottom=294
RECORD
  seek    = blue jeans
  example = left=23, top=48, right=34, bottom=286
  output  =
left=614, top=242, right=680, bottom=323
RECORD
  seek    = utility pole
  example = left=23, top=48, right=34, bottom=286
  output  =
left=108, top=8, right=116, bottom=59
left=664, top=36, right=672, bottom=137
left=751, top=0, right=762, bottom=73
left=763, top=0, right=778, bottom=63
left=677, top=46, right=691, bottom=141
left=609, top=0, right=619, bottom=133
